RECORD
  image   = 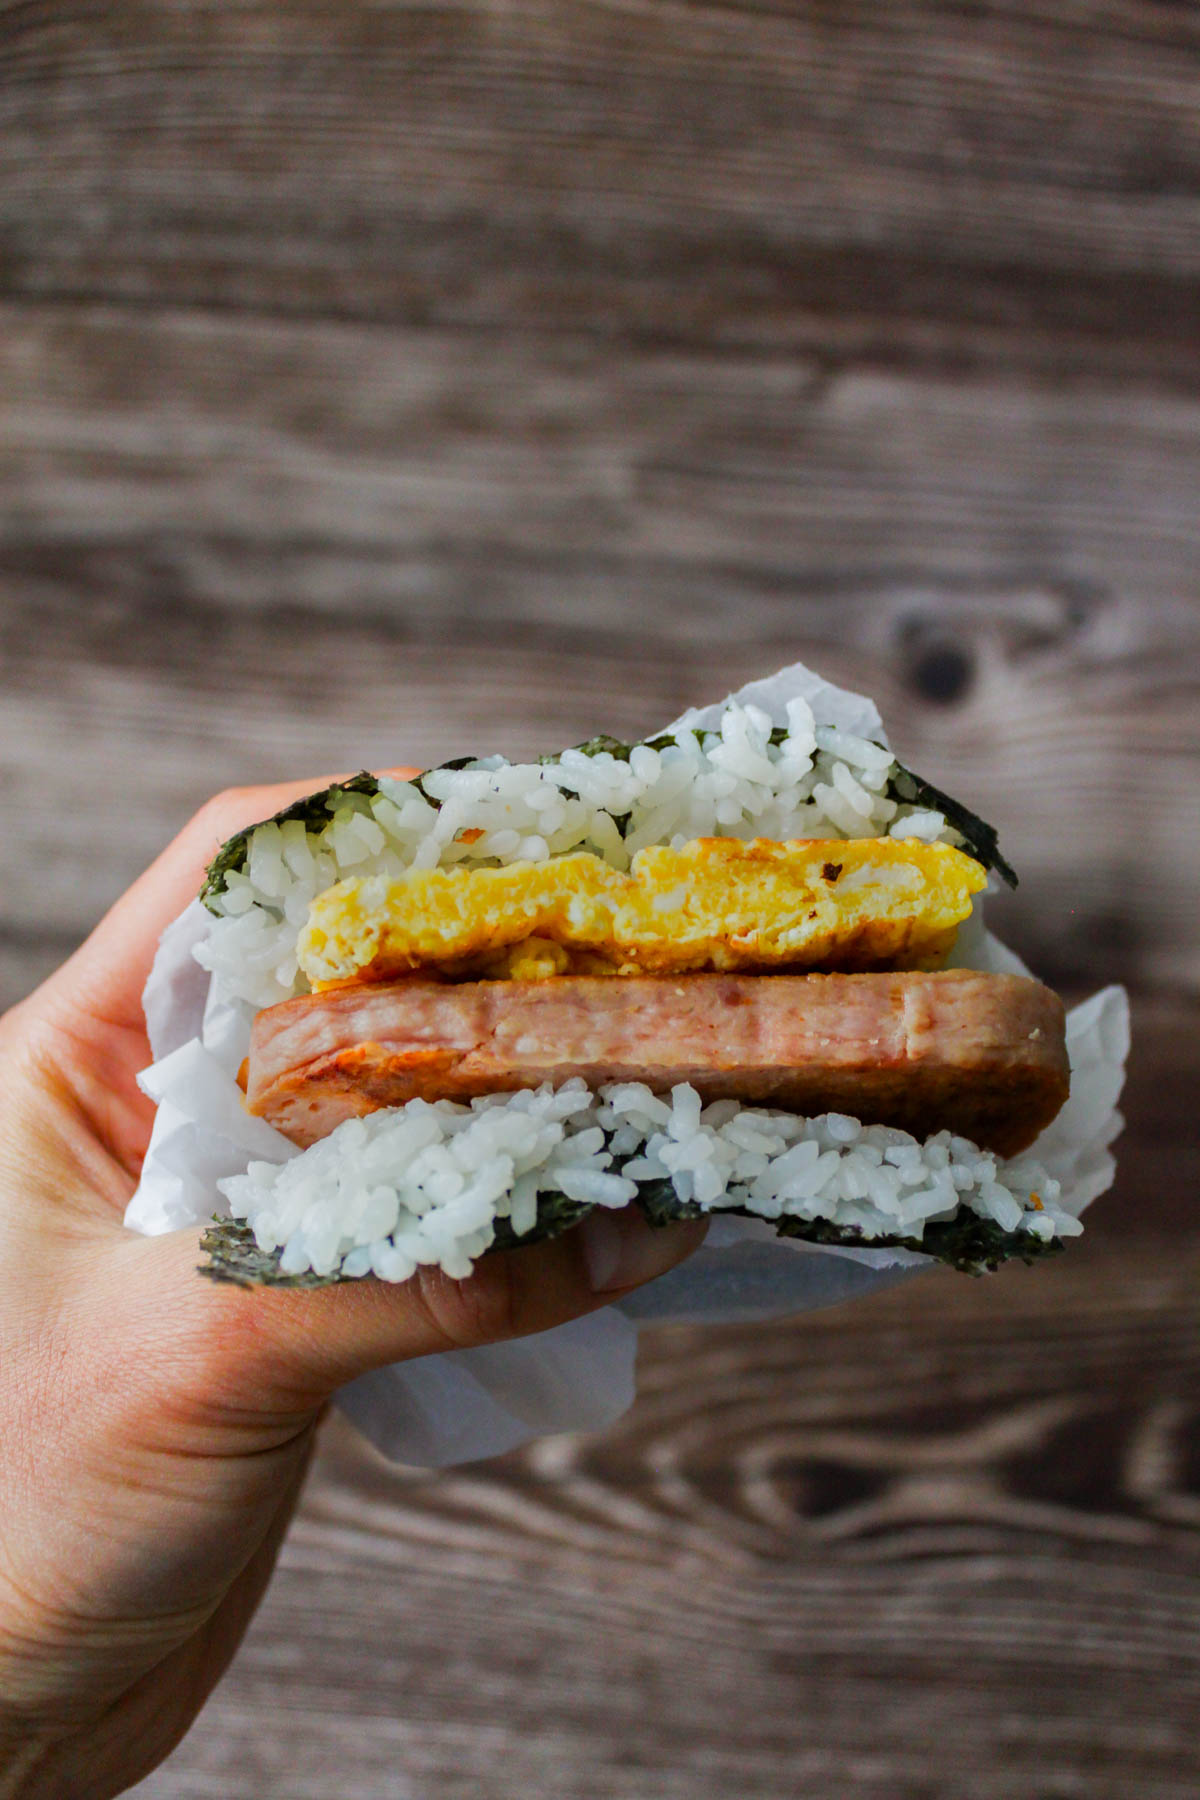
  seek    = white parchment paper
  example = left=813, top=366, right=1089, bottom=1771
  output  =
left=124, top=662, right=1130, bottom=1465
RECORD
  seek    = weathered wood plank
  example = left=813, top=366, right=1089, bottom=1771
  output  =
left=2, top=586, right=1198, bottom=1001
left=7, top=305, right=1200, bottom=599
left=128, top=1516, right=1200, bottom=1800
left=3, top=8, right=1196, bottom=1796
left=123, top=996, right=1200, bottom=1798
left=2, top=305, right=1199, bottom=1004
left=1, top=1, right=1200, bottom=375
left=0, top=929, right=78, bottom=1020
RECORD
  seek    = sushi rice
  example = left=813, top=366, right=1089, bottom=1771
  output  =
left=196, top=699, right=961, bottom=1011
left=217, top=1081, right=1076, bottom=1285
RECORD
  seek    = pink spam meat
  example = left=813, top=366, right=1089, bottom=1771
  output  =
left=245, top=968, right=1069, bottom=1159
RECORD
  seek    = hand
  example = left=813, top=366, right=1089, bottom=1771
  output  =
left=0, top=779, right=706, bottom=1800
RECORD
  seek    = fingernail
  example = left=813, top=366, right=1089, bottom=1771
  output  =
left=580, top=1206, right=708, bottom=1294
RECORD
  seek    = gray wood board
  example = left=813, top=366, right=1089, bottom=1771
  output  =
left=2, top=303, right=1199, bottom=1001
left=2, top=1, right=1200, bottom=381
left=2, top=7, right=1198, bottom=1791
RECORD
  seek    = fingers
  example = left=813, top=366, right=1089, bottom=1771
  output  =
left=42, top=768, right=420, bottom=1032
left=47, top=762, right=707, bottom=1434
left=114, top=1211, right=708, bottom=1422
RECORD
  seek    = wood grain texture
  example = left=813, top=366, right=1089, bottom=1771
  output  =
left=123, top=996, right=1200, bottom=1800
left=3, top=3, right=1199, bottom=1794
left=2, top=579, right=1197, bottom=997
left=2, top=0, right=1200, bottom=383
left=7, top=302, right=1200, bottom=602
left=2, top=301, right=1199, bottom=1001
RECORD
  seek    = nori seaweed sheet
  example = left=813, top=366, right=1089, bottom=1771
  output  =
left=199, top=1184, right=1062, bottom=1288
left=201, top=722, right=1015, bottom=909
left=887, top=761, right=1017, bottom=889
left=199, top=1189, right=594, bottom=1288
left=633, top=1178, right=1059, bottom=1275
left=489, top=1190, right=593, bottom=1251
left=200, top=1218, right=344, bottom=1288
left=564, top=728, right=1016, bottom=885
left=200, top=772, right=382, bottom=911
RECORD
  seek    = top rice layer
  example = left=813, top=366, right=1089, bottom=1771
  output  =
left=197, top=698, right=966, bottom=1010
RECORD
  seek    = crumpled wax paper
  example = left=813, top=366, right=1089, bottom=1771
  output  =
left=124, top=662, right=1130, bottom=1466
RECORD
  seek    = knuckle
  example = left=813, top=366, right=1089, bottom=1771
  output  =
left=197, top=785, right=265, bottom=834
left=410, top=1254, right=521, bottom=1351
left=140, top=1282, right=320, bottom=1437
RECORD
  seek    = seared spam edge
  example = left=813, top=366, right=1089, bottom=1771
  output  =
left=245, top=968, right=1069, bottom=1158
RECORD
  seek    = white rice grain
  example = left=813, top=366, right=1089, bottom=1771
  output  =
left=196, top=699, right=968, bottom=1009
left=217, top=1079, right=1071, bottom=1284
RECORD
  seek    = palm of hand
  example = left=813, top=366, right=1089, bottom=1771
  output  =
left=0, top=787, right=331, bottom=1798
left=0, top=777, right=705, bottom=1800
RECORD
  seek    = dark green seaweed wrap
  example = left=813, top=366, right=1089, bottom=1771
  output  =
left=199, top=1192, right=1059, bottom=1289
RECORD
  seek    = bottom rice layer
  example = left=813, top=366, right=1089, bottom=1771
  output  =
left=204, top=1080, right=1080, bottom=1287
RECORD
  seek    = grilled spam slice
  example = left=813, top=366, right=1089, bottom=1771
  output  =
left=246, top=967, right=1069, bottom=1157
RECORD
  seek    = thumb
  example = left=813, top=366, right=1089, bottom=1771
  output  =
left=105, top=1210, right=708, bottom=1419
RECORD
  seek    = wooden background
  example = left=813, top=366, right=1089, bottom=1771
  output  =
left=2, top=2, right=1199, bottom=1794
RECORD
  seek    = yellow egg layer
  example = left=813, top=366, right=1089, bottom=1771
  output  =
left=298, top=836, right=986, bottom=986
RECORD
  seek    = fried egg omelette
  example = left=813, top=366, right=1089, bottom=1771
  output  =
left=298, top=835, right=987, bottom=987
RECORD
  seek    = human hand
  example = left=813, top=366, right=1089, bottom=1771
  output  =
left=0, top=779, right=707, bottom=1800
